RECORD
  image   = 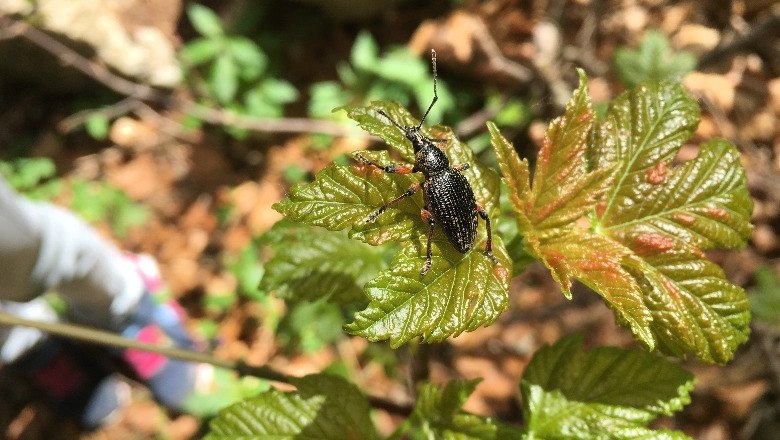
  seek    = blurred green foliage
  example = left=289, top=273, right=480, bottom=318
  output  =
left=276, top=299, right=344, bottom=353
left=69, top=179, right=149, bottom=237
left=0, top=157, right=62, bottom=200
left=182, top=4, right=299, bottom=138
left=750, top=266, right=780, bottom=329
left=0, top=158, right=148, bottom=237
left=226, top=243, right=267, bottom=302
left=614, top=30, right=697, bottom=87
left=308, top=31, right=456, bottom=124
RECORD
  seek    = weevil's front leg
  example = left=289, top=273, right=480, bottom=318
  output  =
left=355, top=153, right=414, bottom=174
left=477, top=204, right=497, bottom=263
left=366, top=182, right=421, bottom=223
left=420, top=207, right=435, bottom=275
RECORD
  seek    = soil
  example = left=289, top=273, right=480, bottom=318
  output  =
left=1, top=1, right=778, bottom=438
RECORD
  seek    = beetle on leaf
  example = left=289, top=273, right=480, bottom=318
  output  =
left=355, top=50, right=495, bottom=275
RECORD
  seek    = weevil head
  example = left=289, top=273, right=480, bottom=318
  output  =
left=406, top=127, right=449, bottom=176
left=405, top=126, right=428, bottom=153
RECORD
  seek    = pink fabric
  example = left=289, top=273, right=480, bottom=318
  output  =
left=122, top=326, right=167, bottom=379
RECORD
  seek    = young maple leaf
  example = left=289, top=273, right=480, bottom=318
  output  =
left=490, top=70, right=752, bottom=363
left=275, top=101, right=511, bottom=347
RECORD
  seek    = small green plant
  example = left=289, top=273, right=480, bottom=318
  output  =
left=614, top=30, right=697, bottom=87
left=69, top=179, right=149, bottom=237
left=0, top=158, right=148, bottom=237
left=181, top=4, right=298, bottom=137
left=466, top=90, right=531, bottom=154
left=308, top=32, right=456, bottom=124
left=211, top=70, right=752, bottom=437
left=226, top=243, right=267, bottom=302
left=275, top=101, right=511, bottom=346
left=750, top=266, right=780, bottom=329
left=0, top=157, right=62, bottom=200
left=207, top=335, right=695, bottom=438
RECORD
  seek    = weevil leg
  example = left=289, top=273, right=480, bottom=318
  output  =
left=366, top=182, right=421, bottom=223
left=355, top=152, right=414, bottom=174
left=453, top=163, right=471, bottom=173
left=477, top=204, right=498, bottom=264
left=421, top=208, right=435, bottom=275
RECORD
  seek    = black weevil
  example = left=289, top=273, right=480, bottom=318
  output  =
left=355, top=49, right=494, bottom=275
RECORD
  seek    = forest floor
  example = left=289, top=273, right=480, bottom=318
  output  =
left=0, top=1, right=779, bottom=439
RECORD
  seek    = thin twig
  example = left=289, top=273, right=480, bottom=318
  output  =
left=5, top=16, right=164, bottom=101
left=698, top=11, right=780, bottom=70
left=58, top=97, right=143, bottom=133
left=471, top=21, right=533, bottom=84
left=0, top=309, right=237, bottom=370
left=0, top=310, right=414, bottom=415
left=5, top=15, right=364, bottom=137
left=454, top=98, right=503, bottom=138
left=0, top=17, right=25, bottom=40
left=181, top=102, right=363, bottom=136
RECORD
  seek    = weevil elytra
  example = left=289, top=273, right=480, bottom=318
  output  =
left=355, top=49, right=495, bottom=275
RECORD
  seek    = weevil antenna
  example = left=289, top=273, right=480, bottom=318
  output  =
left=417, top=49, right=438, bottom=129
left=376, top=109, right=405, bottom=131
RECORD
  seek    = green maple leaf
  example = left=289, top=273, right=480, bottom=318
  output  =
left=521, top=335, right=694, bottom=439
left=407, top=380, right=523, bottom=439
left=614, top=30, right=697, bottom=87
left=275, top=101, right=510, bottom=346
left=490, top=71, right=752, bottom=363
left=205, top=374, right=379, bottom=439
left=261, top=221, right=389, bottom=305
left=345, top=235, right=510, bottom=347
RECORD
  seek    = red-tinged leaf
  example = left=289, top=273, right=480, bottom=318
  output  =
left=593, top=81, right=701, bottom=221
left=626, top=242, right=750, bottom=363
left=491, top=73, right=753, bottom=363
left=536, top=233, right=652, bottom=345
left=529, top=70, right=614, bottom=232
left=599, top=139, right=753, bottom=250
left=488, top=121, right=532, bottom=232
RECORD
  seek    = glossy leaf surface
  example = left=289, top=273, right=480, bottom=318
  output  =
left=277, top=100, right=510, bottom=346
left=409, top=380, right=521, bottom=439
left=599, top=139, right=752, bottom=250
left=491, top=72, right=752, bottom=362
left=521, top=335, right=694, bottom=439
left=206, top=374, right=379, bottom=440
left=274, top=150, right=423, bottom=246
left=345, top=236, right=510, bottom=347
left=261, top=222, right=389, bottom=304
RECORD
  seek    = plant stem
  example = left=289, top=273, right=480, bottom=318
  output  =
left=0, top=310, right=413, bottom=414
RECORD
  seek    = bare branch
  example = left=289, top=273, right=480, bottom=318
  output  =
left=5, top=15, right=364, bottom=137
left=0, top=309, right=414, bottom=415
left=58, top=97, right=143, bottom=133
